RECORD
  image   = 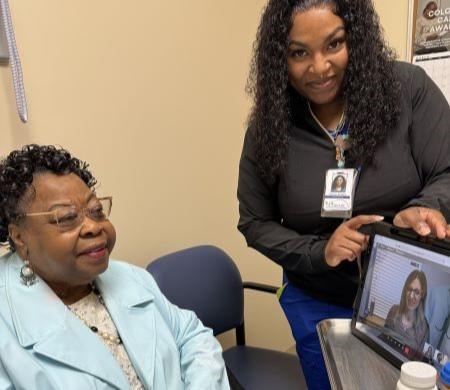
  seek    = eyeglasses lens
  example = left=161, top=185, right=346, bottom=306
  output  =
left=55, top=198, right=112, bottom=231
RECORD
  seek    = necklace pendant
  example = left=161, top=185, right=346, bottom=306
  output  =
left=335, top=134, right=348, bottom=149
left=335, top=134, right=348, bottom=168
left=335, top=145, right=345, bottom=168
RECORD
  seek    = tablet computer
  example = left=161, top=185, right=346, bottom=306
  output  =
left=351, top=222, right=450, bottom=370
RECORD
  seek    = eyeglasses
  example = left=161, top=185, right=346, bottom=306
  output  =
left=406, top=287, right=422, bottom=297
left=24, top=196, right=112, bottom=232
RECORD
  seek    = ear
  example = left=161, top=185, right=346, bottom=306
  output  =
left=8, top=223, right=28, bottom=259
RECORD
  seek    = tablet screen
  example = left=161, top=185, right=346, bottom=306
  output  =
left=353, top=226, right=450, bottom=369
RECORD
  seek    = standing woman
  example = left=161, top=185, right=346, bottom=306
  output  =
left=237, top=1, right=450, bottom=389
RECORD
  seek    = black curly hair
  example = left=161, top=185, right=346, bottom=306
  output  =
left=247, top=0, right=401, bottom=182
left=0, top=144, right=97, bottom=249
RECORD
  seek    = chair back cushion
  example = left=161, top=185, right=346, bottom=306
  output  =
left=147, top=245, right=244, bottom=335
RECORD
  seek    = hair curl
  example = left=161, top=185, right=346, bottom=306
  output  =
left=0, top=144, right=97, bottom=249
left=247, top=0, right=401, bottom=182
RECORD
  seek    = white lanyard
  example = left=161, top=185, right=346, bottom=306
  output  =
left=0, top=0, right=28, bottom=123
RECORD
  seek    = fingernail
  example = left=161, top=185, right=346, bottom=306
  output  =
left=374, top=216, right=384, bottom=221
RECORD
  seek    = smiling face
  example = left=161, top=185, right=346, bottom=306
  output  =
left=287, top=5, right=348, bottom=107
left=10, top=172, right=116, bottom=288
left=406, top=278, right=423, bottom=311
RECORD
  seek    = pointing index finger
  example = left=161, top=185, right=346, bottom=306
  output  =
left=346, top=215, right=384, bottom=230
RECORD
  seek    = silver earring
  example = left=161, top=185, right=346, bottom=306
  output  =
left=20, top=260, right=37, bottom=286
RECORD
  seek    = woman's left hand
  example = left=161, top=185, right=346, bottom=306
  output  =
left=393, top=206, right=450, bottom=239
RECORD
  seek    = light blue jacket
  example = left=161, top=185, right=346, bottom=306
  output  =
left=0, top=252, right=229, bottom=390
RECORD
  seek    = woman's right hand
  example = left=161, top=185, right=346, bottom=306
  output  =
left=324, top=215, right=384, bottom=267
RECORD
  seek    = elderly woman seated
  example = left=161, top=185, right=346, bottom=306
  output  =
left=0, top=145, right=229, bottom=389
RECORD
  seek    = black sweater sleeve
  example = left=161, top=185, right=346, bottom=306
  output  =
left=403, top=65, right=450, bottom=212
left=237, top=130, right=332, bottom=275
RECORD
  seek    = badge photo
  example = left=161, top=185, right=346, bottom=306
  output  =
left=321, top=168, right=357, bottom=218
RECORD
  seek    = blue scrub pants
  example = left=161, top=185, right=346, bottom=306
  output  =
left=279, top=281, right=353, bottom=390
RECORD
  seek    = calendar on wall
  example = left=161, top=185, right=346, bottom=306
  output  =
left=408, top=0, right=450, bottom=104
left=413, top=52, right=450, bottom=103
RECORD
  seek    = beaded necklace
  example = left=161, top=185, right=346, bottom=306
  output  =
left=68, top=283, right=122, bottom=345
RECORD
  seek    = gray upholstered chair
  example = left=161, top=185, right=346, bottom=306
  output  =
left=146, top=245, right=307, bottom=390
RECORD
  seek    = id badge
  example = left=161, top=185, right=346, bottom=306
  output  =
left=321, top=168, right=358, bottom=219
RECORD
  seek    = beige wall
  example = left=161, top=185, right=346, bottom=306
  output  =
left=0, top=0, right=408, bottom=351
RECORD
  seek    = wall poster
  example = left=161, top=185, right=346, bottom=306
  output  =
left=408, top=0, right=450, bottom=104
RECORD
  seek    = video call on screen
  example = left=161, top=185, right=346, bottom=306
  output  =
left=356, top=234, right=450, bottom=369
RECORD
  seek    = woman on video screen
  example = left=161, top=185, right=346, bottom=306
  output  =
left=385, top=270, right=429, bottom=352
